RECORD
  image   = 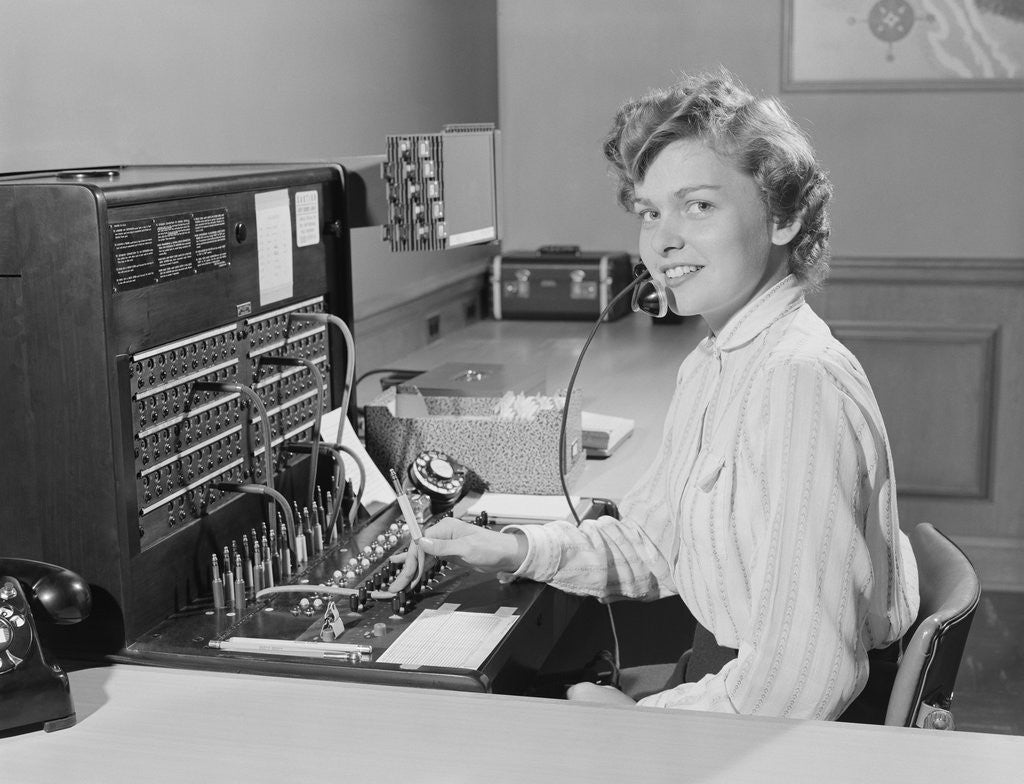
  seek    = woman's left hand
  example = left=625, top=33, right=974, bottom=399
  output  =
left=565, top=682, right=637, bottom=706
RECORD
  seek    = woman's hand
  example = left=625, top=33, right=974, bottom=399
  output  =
left=388, top=517, right=527, bottom=593
left=565, top=682, right=637, bottom=706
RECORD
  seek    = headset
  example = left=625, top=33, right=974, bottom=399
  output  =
left=629, top=263, right=669, bottom=318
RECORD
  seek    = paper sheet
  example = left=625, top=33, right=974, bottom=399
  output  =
left=375, top=609, right=519, bottom=669
left=254, top=188, right=293, bottom=305
left=321, top=408, right=396, bottom=514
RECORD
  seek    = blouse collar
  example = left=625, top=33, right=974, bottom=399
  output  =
left=700, top=275, right=806, bottom=355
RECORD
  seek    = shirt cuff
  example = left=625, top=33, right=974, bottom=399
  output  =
left=499, top=523, right=563, bottom=581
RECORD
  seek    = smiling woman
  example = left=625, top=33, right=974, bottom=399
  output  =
left=628, top=138, right=800, bottom=334
left=390, top=69, right=921, bottom=724
left=604, top=68, right=833, bottom=298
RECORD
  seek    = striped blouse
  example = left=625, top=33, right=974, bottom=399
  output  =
left=511, top=275, right=920, bottom=719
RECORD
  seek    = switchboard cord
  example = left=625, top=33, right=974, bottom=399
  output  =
left=284, top=441, right=366, bottom=539
left=289, top=312, right=355, bottom=445
left=329, top=443, right=365, bottom=533
left=193, top=381, right=277, bottom=525
left=353, top=368, right=422, bottom=412
left=353, top=368, right=421, bottom=389
left=258, top=355, right=325, bottom=515
left=211, top=482, right=297, bottom=554
left=255, top=583, right=394, bottom=602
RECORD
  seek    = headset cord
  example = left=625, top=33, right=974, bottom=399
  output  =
left=556, top=272, right=651, bottom=674
left=558, top=273, right=648, bottom=526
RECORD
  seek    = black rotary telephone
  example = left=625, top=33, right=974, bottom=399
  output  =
left=0, top=558, right=92, bottom=735
left=407, top=450, right=469, bottom=512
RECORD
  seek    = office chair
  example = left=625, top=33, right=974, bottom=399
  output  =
left=884, top=522, right=981, bottom=729
left=617, top=523, right=980, bottom=730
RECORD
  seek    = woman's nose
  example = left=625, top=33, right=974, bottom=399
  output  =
left=653, top=218, right=684, bottom=255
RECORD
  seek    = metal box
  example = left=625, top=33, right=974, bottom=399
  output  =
left=491, top=247, right=633, bottom=321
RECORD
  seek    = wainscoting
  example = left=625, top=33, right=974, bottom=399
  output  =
left=809, top=257, right=1024, bottom=592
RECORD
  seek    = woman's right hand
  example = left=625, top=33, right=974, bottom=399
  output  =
left=387, top=517, right=528, bottom=593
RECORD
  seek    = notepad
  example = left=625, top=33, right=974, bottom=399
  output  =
left=375, top=609, right=519, bottom=669
left=581, top=411, right=635, bottom=458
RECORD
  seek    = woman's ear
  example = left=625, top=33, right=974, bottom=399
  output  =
left=771, top=216, right=802, bottom=247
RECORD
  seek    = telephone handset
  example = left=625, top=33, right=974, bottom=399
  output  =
left=407, top=450, right=469, bottom=511
left=0, top=557, right=92, bottom=735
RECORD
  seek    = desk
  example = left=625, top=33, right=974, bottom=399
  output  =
left=2, top=663, right=1022, bottom=783
left=360, top=313, right=707, bottom=499
left=4, top=317, right=1020, bottom=780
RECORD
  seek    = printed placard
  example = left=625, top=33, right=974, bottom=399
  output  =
left=294, top=189, right=321, bottom=248
left=110, top=208, right=229, bottom=292
left=255, top=188, right=294, bottom=305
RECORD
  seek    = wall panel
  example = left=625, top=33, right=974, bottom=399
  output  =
left=810, top=258, right=1024, bottom=590
left=829, top=322, right=997, bottom=498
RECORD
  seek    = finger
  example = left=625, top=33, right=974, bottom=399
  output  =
left=565, top=682, right=591, bottom=702
left=388, top=565, right=413, bottom=593
left=413, top=548, right=426, bottom=585
left=417, top=536, right=466, bottom=560
left=421, top=516, right=475, bottom=541
left=388, top=544, right=421, bottom=592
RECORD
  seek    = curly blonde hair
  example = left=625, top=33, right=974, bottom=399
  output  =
left=604, top=69, right=833, bottom=289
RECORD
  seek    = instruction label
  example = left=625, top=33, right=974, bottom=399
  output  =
left=294, top=189, right=320, bottom=248
left=110, top=209, right=228, bottom=292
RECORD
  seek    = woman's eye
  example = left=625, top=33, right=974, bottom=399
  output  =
left=686, top=201, right=713, bottom=216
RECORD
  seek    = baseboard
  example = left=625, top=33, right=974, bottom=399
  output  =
left=955, top=535, right=1024, bottom=593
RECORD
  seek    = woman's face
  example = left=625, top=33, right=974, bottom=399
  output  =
left=633, top=138, right=799, bottom=334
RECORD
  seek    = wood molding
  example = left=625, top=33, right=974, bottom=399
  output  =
left=828, top=256, right=1024, bottom=285
left=828, top=322, right=1000, bottom=344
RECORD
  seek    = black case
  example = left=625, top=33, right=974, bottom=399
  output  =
left=491, top=246, right=633, bottom=321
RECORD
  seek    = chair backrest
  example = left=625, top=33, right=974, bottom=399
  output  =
left=885, top=523, right=981, bottom=728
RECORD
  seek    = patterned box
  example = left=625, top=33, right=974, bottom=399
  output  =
left=363, top=387, right=584, bottom=495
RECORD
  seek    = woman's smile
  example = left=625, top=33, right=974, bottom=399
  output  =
left=662, top=263, right=704, bottom=282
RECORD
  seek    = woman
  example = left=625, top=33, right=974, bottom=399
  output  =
left=391, top=69, right=919, bottom=721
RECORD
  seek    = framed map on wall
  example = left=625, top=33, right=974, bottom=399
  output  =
left=783, top=0, right=1024, bottom=90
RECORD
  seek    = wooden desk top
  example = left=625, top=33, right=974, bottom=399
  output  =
left=363, top=313, right=707, bottom=500
left=2, top=664, right=1021, bottom=783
